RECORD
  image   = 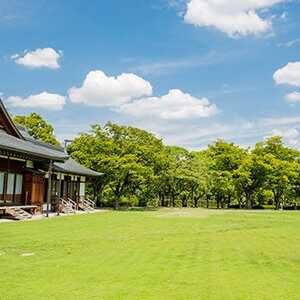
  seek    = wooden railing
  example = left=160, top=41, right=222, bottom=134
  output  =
left=67, top=198, right=77, bottom=210
left=59, top=198, right=76, bottom=214
left=83, top=198, right=95, bottom=208
left=57, top=197, right=95, bottom=213
left=78, top=198, right=95, bottom=211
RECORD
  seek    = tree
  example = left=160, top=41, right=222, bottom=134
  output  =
left=210, top=171, right=235, bottom=208
left=206, top=139, right=246, bottom=172
left=68, top=122, right=167, bottom=209
left=234, top=153, right=268, bottom=209
left=265, top=156, right=298, bottom=209
left=254, top=137, right=300, bottom=209
left=205, top=140, right=246, bottom=208
left=13, top=113, right=60, bottom=145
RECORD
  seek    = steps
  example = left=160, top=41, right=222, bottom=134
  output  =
left=59, top=198, right=76, bottom=214
left=6, top=207, right=32, bottom=220
left=78, top=199, right=95, bottom=212
left=58, top=198, right=95, bottom=214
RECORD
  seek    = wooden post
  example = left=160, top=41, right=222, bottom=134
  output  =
left=46, top=160, right=53, bottom=218
left=57, top=174, right=62, bottom=216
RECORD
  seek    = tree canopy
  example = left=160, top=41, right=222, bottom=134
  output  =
left=13, top=113, right=60, bottom=145
left=67, top=123, right=300, bottom=210
left=21, top=113, right=300, bottom=210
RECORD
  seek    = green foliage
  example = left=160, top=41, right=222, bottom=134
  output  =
left=68, top=122, right=168, bottom=209
left=16, top=111, right=300, bottom=210
left=68, top=123, right=300, bottom=210
left=13, top=113, right=60, bottom=145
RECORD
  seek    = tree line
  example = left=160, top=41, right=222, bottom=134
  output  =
left=14, top=113, right=300, bottom=210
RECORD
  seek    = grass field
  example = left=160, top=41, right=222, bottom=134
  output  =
left=1, top=208, right=300, bottom=300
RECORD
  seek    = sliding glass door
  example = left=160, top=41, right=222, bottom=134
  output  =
left=0, top=172, right=23, bottom=206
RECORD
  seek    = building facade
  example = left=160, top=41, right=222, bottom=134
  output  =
left=0, top=100, right=101, bottom=219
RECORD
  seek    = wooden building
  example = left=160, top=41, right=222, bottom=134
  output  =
left=0, top=100, right=102, bottom=219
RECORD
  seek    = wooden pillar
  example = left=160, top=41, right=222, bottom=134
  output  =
left=46, top=160, right=53, bottom=217
left=3, top=156, right=9, bottom=205
left=57, top=174, right=62, bottom=216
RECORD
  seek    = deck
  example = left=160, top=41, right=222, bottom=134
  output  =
left=0, top=205, right=38, bottom=211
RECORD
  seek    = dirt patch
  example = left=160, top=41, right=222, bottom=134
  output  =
left=20, top=253, right=35, bottom=257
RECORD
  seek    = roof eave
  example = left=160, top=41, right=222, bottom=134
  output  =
left=0, top=144, right=68, bottom=162
left=52, top=165, right=103, bottom=177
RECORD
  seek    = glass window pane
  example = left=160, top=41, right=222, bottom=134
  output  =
left=80, top=182, right=85, bottom=196
left=6, top=173, right=15, bottom=195
left=0, top=172, right=4, bottom=203
left=15, top=174, right=23, bottom=195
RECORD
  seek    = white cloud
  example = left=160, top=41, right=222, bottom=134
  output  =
left=7, top=92, right=66, bottom=111
left=12, top=48, right=62, bottom=69
left=184, top=0, right=285, bottom=37
left=119, top=89, right=218, bottom=121
left=271, top=128, right=300, bottom=146
left=131, top=51, right=226, bottom=76
left=262, top=116, right=300, bottom=126
left=278, top=39, right=300, bottom=48
left=273, top=62, right=300, bottom=87
left=285, top=92, right=300, bottom=103
left=68, top=70, right=153, bottom=107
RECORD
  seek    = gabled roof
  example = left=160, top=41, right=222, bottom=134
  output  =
left=0, top=131, right=68, bottom=161
left=0, top=100, right=23, bottom=139
left=53, top=158, right=103, bottom=177
left=0, top=99, right=102, bottom=175
left=0, top=100, right=68, bottom=161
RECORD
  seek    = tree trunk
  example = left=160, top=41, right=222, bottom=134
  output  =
left=171, top=192, right=175, bottom=207
left=227, top=195, right=231, bottom=209
left=274, top=191, right=282, bottom=210
left=221, top=199, right=225, bottom=209
left=114, top=188, right=121, bottom=210
left=194, top=198, right=198, bottom=208
left=246, top=192, right=253, bottom=209
left=114, top=198, right=119, bottom=210
left=216, top=197, right=221, bottom=209
left=275, top=196, right=281, bottom=210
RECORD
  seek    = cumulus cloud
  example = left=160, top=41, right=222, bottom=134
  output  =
left=7, top=92, right=66, bottom=111
left=12, top=48, right=62, bottom=69
left=285, top=92, right=300, bottom=103
left=184, top=0, right=285, bottom=37
left=67, top=70, right=219, bottom=148
left=271, top=128, right=300, bottom=147
left=119, top=89, right=218, bottom=121
left=274, top=62, right=300, bottom=87
left=68, top=70, right=153, bottom=107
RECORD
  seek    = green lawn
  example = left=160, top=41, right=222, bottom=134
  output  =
left=1, top=209, right=300, bottom=300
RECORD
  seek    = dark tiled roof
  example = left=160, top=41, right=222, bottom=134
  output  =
left=0, top=131, right=68, bottom=161
left=0, top=100, right=102, bottom=176
left=53, top=158, right=103, bottom=177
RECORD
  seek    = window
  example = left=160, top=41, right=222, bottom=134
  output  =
left=15, top=174, right=23, bottom=195
left=0, top=172, right=4, bottom=203
left=6, top=173, right=15, bottom=195
left=0, top=172, right=23, bottom=205
left=80, top=182, right=85, bottom=197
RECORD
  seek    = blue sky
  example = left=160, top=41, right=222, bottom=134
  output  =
left=1, top=0, right=300, bottom=149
